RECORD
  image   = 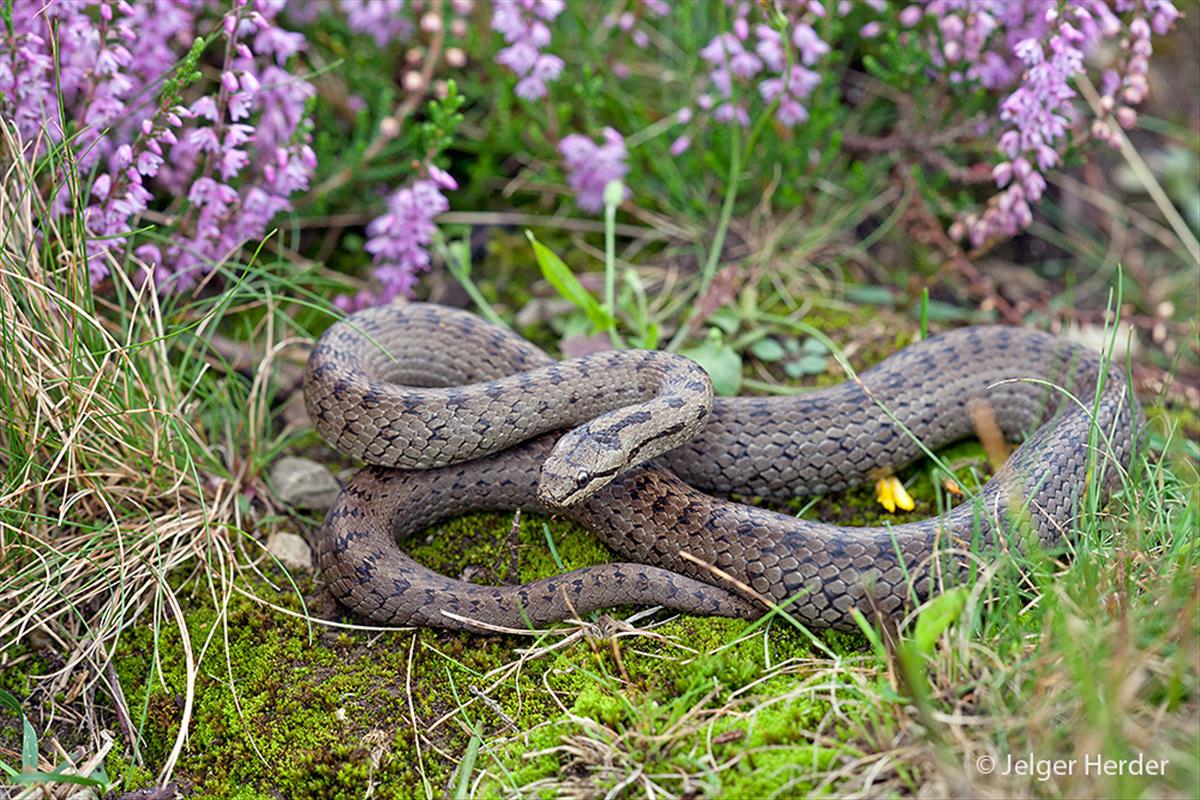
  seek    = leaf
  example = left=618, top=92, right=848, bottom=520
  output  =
left=0, top=688, right=37, bottom=771
left=801, top=337, right=828, bottom=354
left=682, top=336, right=743, bottom=396
left=525, top=231, right=613, bottom=331
left=706, top=308, right=741, bottom=335
left=749, top=337, right=787, bottom=362
left=786, top=353, right=828, bottom=377
left=636, top=322, right=660, bottom=350
left=921, top=300, right=977, bottom=323
left=845, top=284, right=895, bottom=306
left=912, top=587, right=967, bottom=656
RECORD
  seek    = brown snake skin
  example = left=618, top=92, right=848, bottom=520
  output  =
left=305, top=303, right=1141, bottom=631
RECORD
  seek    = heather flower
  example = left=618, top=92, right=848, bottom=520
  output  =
left=338, top=174, right=453, bottom=311
left=0, top=1, right=317, bottom=288
left=559, top=128, right=630, bottom=214
left=491, top=0, right=565, bottom=100
left=792, top=24, right=829, bottom=66
left=941, top=0, right=1179, bottom=246
left=340, top=0, right=414, bottom=47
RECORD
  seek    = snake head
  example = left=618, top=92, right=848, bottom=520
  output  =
left=538, top=429, right=628, bottom=507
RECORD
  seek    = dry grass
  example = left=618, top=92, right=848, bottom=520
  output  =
left=0, top=124, right=288, bottom=791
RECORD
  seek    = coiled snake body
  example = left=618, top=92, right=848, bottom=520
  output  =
left=305, top=303, right=1140, bottom=631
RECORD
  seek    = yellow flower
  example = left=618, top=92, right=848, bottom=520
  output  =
left=875, top=476, right=915, bottom=513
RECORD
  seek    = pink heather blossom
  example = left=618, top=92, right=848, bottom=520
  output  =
left=0, top=1, right=317, bottom=288
left=338, top=175, right=453, bottom=311
left=340, top=0, right=414, bottom=47
left=791, top=25, right=830, bottom=66
left=492, top=0, right=565, bottom=101
left=559, top=128, right=630, bottom=213
left=602, top=0, right=670, bottom=49
left=931, top=0, right=1181, bottom=246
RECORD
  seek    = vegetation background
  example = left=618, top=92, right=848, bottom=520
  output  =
left=0, top=1, right=1197, bottom=798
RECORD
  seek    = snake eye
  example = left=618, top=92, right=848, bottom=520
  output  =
left=575, top=469, right=589, bottom=487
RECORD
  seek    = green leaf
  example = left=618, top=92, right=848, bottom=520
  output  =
left=845, top=284, right=895, bottom=306
left=0, top=689, right=37, bottom=771
left=912, top=587, right=967, bottom=656
left=921, top=300, right=978, bottom=323
left=453, top=734, right=482, bottom=800
left=785, top=353, right=828, bottom=378
left=636, top=322, right=660, bottom=350
left=682, top=335, right=743, bottom=396
left=749, top=337, right=787, bottom=362
left=525, top=231, right=613, bottom=331
left=801, top=337, right=828, bottom=354
left=706, top=308, right=741, bottom=335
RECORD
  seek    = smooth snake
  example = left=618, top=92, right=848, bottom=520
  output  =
left=304, top=302, right=1140, bottom=631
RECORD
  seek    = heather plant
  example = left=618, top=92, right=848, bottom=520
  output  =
left=1, top=0, right=1183, bottom=306
left=1, top=0, right=317, bottom=289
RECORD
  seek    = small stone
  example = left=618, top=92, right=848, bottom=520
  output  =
left=271, top=456, right=340, bottom=510
left=267, top=531, right=313, bottom=571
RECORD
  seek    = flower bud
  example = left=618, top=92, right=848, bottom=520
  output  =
left=992, top=161, right=1013, bottom=187
left=446, top=47, right=466, bottom=67
left=404, top=70, right=425, bottom=92
left=603, top=180, right=625, bottom=208
left=420, top=12, right=442, bottom=33
left=1115, top=106, right=1137, bottom=129
left=899, top=6, right=922, bottom=27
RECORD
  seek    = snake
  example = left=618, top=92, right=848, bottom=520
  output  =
left=304, top=302, right=1141, bottom=632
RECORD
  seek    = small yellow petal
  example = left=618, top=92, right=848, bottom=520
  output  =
left=875, top=477, right=896, bottom=513
left=875, top=476, right=913, bottom=513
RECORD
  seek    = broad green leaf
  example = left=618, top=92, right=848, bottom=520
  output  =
left=707, top=308, right=741, bottom=335
left=784, top=353, right=828, bottom=378
left=802, top=336, right=828, bottom=354
left=912, top=587, right=967, bottom=656
left=525, top=231, right=613, bottom=331
left=682, top=335, right=743, bottom=396
left=750, top=337, right=787, bottom=362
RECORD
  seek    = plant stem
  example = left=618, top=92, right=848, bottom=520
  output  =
left=603, top=191, right=623, bottom=348
left=666, top=132, right=741, bottom=352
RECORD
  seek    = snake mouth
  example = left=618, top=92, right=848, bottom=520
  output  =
left=538, top=464, right=622, bottom=507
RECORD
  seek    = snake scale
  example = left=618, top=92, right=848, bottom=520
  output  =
left=305, top=302, right=1140, bottom=631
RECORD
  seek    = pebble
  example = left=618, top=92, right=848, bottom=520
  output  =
left=267, top=531, right=313, bottom=571
left=270, top=456, right=341, bottom=510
